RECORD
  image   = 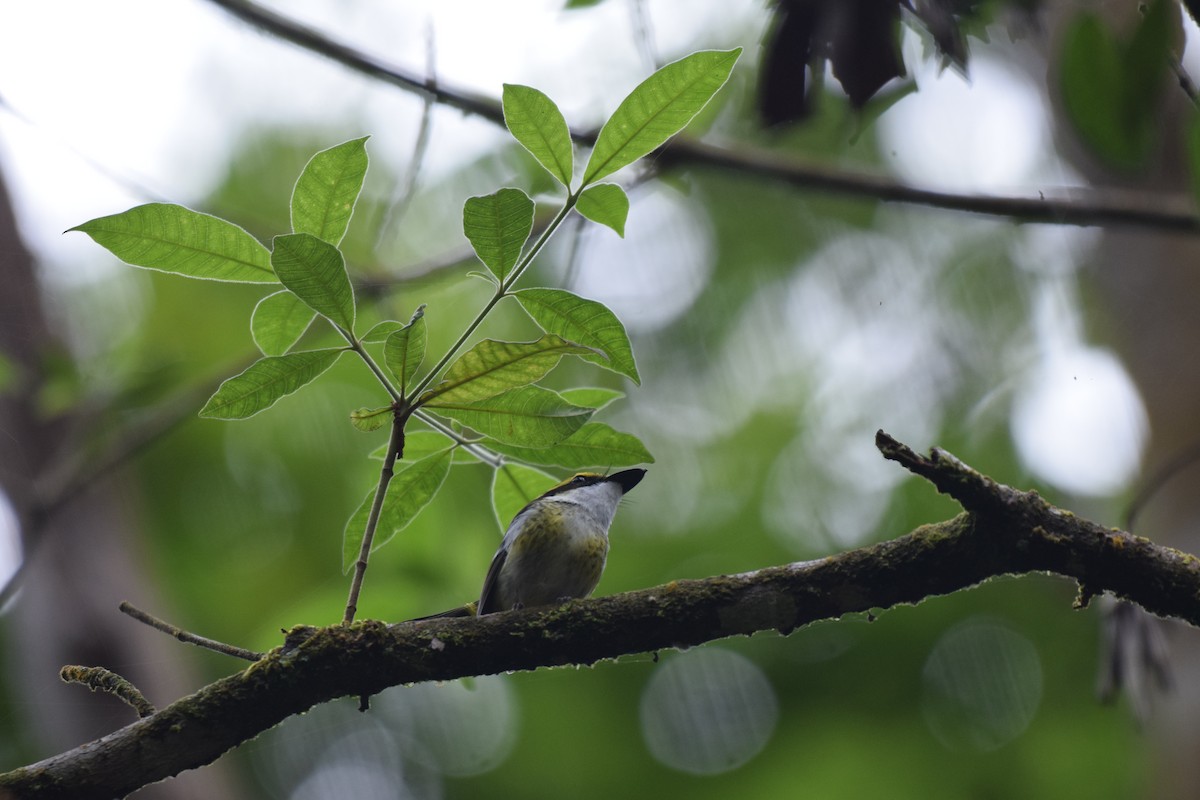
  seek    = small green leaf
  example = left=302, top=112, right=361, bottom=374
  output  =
left=199, top=348, right=342, bottom=419
left=463, top=188, right=534, bottom=282
left=424, top=385, right=593, bottom=446
left=419, top=335, right=593, bottom=405
left=251, top=290, right=316, bottom=356
left=583, top=48, right=741, bottom=186
left=291, top=137, right=370, bottom=246
left=503, top=84, right=574, bottom=187
left=271, top=233, right=356, bottom=333
left=350, top=406, right=392, bottom=432
left=342, top=447, right=454, bottom=573
left=560, top=387, right=625, bottom=410
left=492, top=463, right=559, bottom=530
left=513, top=288, right=640, bottom=383
left=483, top=422, right=653, bottom=469
left=575, top=183, right=629, bottom=236
left=69, top=203, right=275, bottom=283
left=384, top=306, right=427, bottom=395
left=361, top=320, right=404, bottom=343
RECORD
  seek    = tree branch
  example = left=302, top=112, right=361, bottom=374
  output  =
left=118, top=602, right=263, bottom=663
left=204, top=0, right=1200, bottom=234
left=3, top=432, right=1198, bottom=799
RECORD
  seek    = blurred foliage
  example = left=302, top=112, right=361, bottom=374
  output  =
left=0, top=2, right=1159, bottom=798
left=1060, top=0, right=1177, bottom=170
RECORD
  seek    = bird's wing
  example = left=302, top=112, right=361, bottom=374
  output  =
left=477, top=546, right=509, bottom=616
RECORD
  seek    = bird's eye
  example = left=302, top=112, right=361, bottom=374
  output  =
left=572, top=475, right=588, bottom=484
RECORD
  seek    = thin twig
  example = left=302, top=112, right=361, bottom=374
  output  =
left=1170, top=56, right=1200, bottom=109
left=373, top=16, right=438, bottom=251
left=561, top=213, right=589, bottom=290
left=658, top=138, right=1200, bottom=232
left=628, top=0, right=660, bottom=72
left=206, top=0, right=500, bottom=121
left=1124, top=438, right=1200, bottom=534
left=412, top=410, right=504, bottom=467
left=60, top=665, right=156, bottom=719
left=119, top=601, right=263, bottom=662
left=406, top=196, right=578, bottom=400
left=203, top=0, right=1200, bottom=235
left=0, top=95, right=171, bottom=204
left=343, top=417, right=406, bottom=624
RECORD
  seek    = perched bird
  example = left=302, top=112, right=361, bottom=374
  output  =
left=417, top=468, right=646, bottom=619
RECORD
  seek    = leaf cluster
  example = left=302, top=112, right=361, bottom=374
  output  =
left=71, top=49, right=740, bottom=603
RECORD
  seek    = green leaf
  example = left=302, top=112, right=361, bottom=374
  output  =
left=463, top=188, right=535, bottom=282
left=575, top=183, right=629, bottom=236
left=560, top=387, right=624, bottom=410
left=383, top=306, right=427, bottom=395
left=419, top=335, right=593, bottom=405
left=251, top=290, right=316, bottom=356
left=361, top=320, right=404, bottom=343
left=424, top=385, right=593, bottom=446
left=350, top=406, right=392, bottom=432
left=199, top=348, right=342, bottom=419
left=512, top=288, right=640, bottom=383
left=1061, top=16, right=1125, bottom=164
left=271, top=233, right=356, bottom=333
left=483, top=422, right=653, bottom=469
left=291, top=137, right=370, bottom=246
left=503, top=84, right=574, bottom=187
left=69, top=203, right=275, bottom=283
left=342, top=447, right=454, bottom=573
left=582, top=48, right=741, bottom=186
left=492, top=463, right=558, bottom=530
left=1126, top=0, right=1173, bottom=112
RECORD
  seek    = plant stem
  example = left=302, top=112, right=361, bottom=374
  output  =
left=342, top=194, right=576, bottom=621
left=340, top=326, right=402, bottom=402
left=407, top=195, right=578, bottom=401
left=413, top=409, right=503, bottom=468
left=343, top=414, right=406, bottom=625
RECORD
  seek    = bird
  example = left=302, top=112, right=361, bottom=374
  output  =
left=415, top=468, right=646, bottom=619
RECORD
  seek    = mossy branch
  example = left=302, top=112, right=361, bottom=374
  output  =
left=4, top=432, right=1200, bottom=799
left=59, top=666, right=156, bottom=720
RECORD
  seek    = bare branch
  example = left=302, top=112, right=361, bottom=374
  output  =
left=5, top=432, right=1200, bottom=799
left=204, top=0, right=1200, bottom=234
left=372, top=16, right=438, bottom=251
left=119, top=601, right=263, bottom=663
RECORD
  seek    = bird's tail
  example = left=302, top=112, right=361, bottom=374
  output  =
left=404, top=601, right=478, bottom=622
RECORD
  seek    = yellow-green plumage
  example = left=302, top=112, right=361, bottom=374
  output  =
left=476, top=469, right=645, bottom=615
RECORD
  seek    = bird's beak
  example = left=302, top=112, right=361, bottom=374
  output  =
left=609, top=468, right=646, bottom=494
